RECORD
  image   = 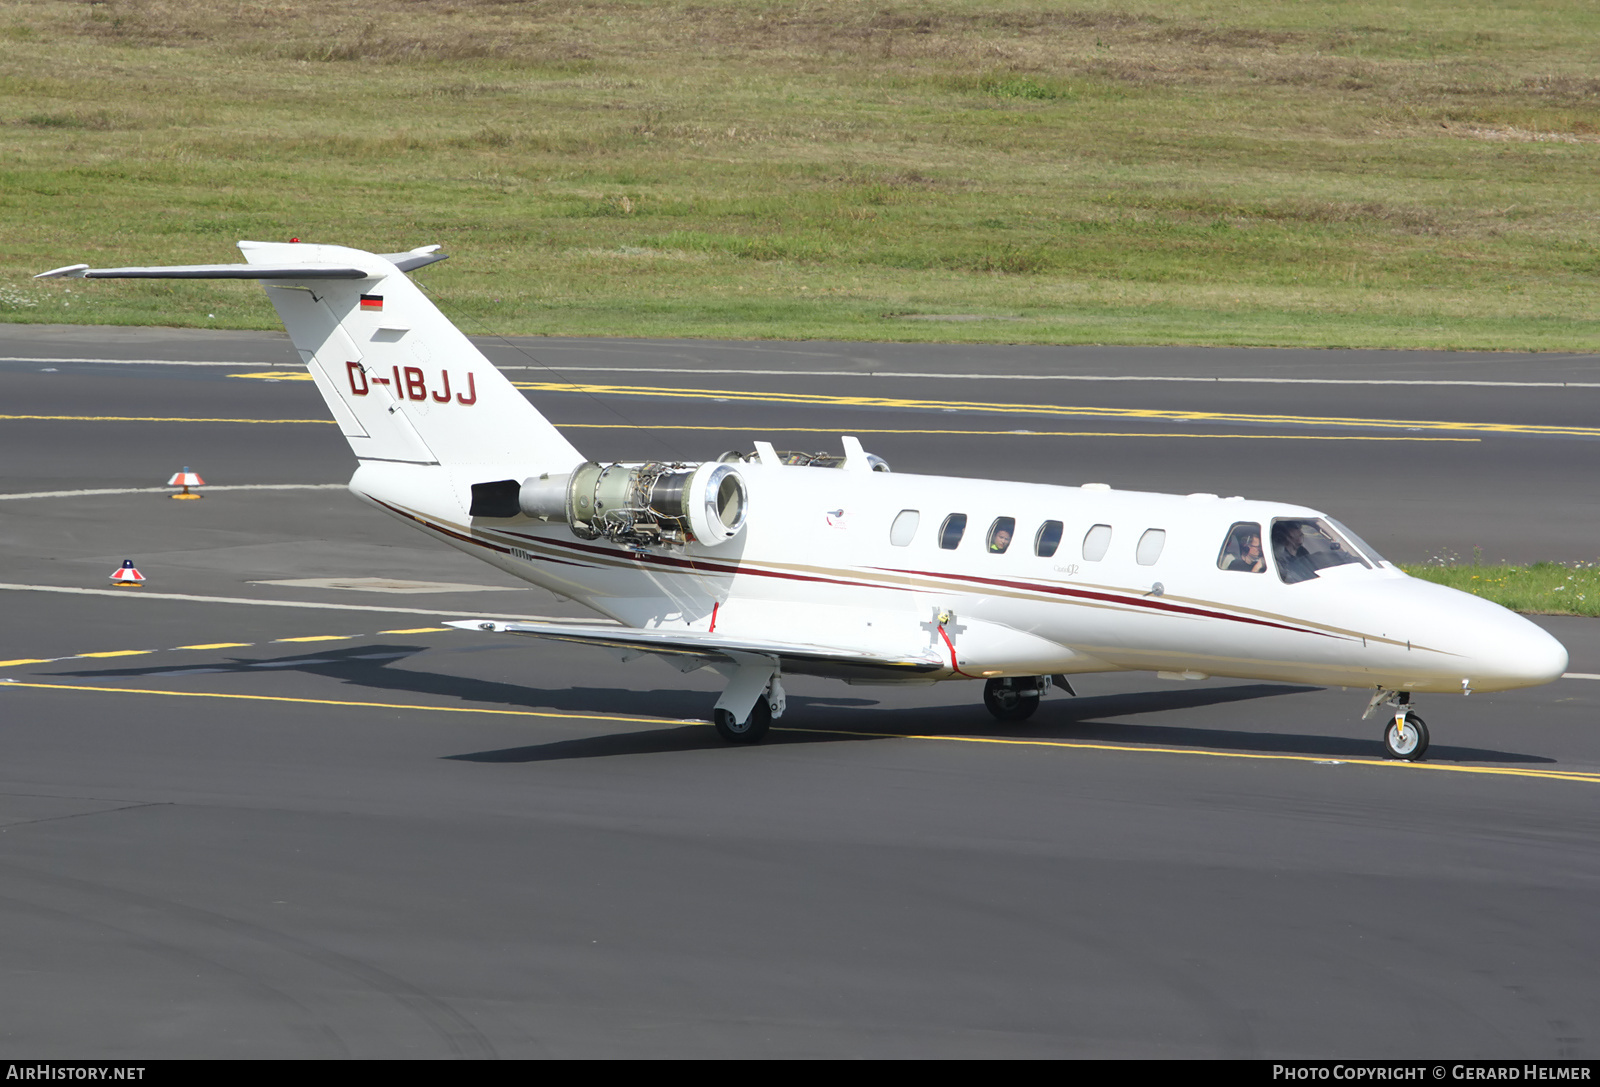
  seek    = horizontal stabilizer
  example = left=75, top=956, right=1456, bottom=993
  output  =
left=448, top=619, right=942, bottom=676
left=377, top=246, right=449, bottom=272
left=36, top=238, right=577, bottom=482
left=35, top=263, right=371, bottom=280
left=34, top=245, right=445, bottom=280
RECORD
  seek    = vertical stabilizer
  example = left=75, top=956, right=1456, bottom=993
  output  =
left=239, top=241, right=583, bottom=475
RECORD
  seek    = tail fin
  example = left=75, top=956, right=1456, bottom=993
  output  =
left=38, top=241, right=583, bottom=475
left=241, top=241, right=582, bottom=474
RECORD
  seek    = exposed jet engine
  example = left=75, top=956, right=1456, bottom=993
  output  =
left=468, top=444, right=888, bottom=548
left=516, top=461, right=748, bottom=548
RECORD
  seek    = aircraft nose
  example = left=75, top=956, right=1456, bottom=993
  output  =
left=1397, top=578, right=1569, bottom=691
left=1461, top=608, right=1569, bottom=690
left=1499, top=620, right=1569, bottom=686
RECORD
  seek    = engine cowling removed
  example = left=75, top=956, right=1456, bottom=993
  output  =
left=518, top=461, right=748, bottom=547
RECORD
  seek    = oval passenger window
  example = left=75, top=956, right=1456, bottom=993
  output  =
left=986, top=516, right=1016, bottom=554
left=1035, top=520, right=1064, bottom=558
left=1136, top=528, right=1166, bottom=566
left=939, top=513, right=968, bottom=550
left=1082, top=524, right=1112, bottom=562
left=889, top=509, right=920, bottom=547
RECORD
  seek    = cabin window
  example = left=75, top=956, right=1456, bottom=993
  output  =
left=987, top=517, right=1016, bottom=554
left=1271, top=517, right=1372, bottom=585
left=1082, top=524, right=1112, bottom=562
left=889, top=509, right=920, bottom=547
left=1035, top=520, right=1064, bottom=558
left=1136, top=529, right=1166, bottom=566
left=1217, top=522, right=1266, bottom=573
left=939, top=513, right=968, bottom=550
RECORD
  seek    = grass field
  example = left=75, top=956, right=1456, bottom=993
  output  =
left=1402, top=562, right=1600, bottom=617
left=2, top=1, right=1599, bottom=346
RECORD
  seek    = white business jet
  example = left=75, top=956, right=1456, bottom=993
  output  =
left=39, top=242, right=1569, bottom=759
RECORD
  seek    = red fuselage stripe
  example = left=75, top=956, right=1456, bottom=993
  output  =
left=525, top=533, right=1333, bottom=640
left=871, top=566, right=1335, bottom=639
left=385, top=507, right=1335, bottom=641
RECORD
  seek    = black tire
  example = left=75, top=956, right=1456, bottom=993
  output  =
left=983, top=677, right=1041, bottom=722
left=1382, top=710, right=1429, bottom=761
left=713, top=697, right=772, bottom=744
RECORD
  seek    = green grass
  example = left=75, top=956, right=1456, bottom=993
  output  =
left=1401, top=562, right=1600, bottom=617
left=1, top=1, right=1598, bottom=346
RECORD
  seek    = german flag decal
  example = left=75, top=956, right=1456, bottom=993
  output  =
left=360, top=294, right=383, bottom=311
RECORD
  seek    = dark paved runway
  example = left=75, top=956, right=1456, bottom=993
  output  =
left=2, top=326, right=1599, bottom=1057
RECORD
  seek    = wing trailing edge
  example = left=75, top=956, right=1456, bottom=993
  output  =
left=447, top=619, right=944, bottom=677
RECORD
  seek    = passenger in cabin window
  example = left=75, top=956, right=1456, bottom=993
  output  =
left=1272, top=521, right=1317, bottom=584
left=1222, top=529, right=1265, bottom=573
left=987, top=516, right=1016, bottom=554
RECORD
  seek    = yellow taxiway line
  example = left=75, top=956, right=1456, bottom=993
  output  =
left=4, top=680, right=1597, bottom=786
left=0, top=415, right=333, bottom=423
left=506, top=380, right=1600, bottom=440
left=777, top=726, right=1600, bottom=784
left=3, top=414, right=1478, bottom=443
left=556, top=423, right=1477, bottom=442
left=0, top=628, right=454, bottom=669
left=210, top=371, right=1587, bottom=440
left=0, top=681, right=691, bottom=728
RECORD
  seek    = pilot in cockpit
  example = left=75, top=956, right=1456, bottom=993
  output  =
left=1222, top=527, right=1266, bottom=573
left=1272, top=521, right=1318, bottom=584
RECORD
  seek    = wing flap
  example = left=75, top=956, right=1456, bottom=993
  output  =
left=447, top=619, right=943, bottom=676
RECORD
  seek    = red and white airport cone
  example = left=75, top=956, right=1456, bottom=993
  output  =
left=110, top=559, right=145, bottom=587
left=167, top=466, right=205, bottom=500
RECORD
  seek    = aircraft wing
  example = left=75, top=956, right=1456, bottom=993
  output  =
left=447, top=619, right=944, bottom=679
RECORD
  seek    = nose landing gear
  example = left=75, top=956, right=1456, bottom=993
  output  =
left=1383, top=710, right=1430, bottom=761
left=1363, top=689, right=1430, bottom=761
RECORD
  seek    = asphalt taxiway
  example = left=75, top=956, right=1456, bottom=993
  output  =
left=1, top=327, right=1599, bottom=1057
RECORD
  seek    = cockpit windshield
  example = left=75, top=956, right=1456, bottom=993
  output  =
left=1270, top=518, right=1371, bottom=585
left=1327, top=518, right=1386, bottom=566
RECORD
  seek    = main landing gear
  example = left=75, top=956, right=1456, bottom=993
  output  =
left=711, top=660, right=785, bottom=745
left=982, top=676, right=1054, bottom=722
left=1364, top=689, right=1430, bottom=761
left=714, top=698, right=772, bottom=744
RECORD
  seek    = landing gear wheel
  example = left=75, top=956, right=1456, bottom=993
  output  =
left=1382, top=710, right=1429, bottom=761
left=983, top=677, right=1041, bottom=722
left=714, top=697, right=772, bottom=745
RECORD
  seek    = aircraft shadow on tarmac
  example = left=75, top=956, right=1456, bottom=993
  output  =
left=449, top=685, right=1555, bottom=766
left=53, top=645, right=1555, bottom=767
